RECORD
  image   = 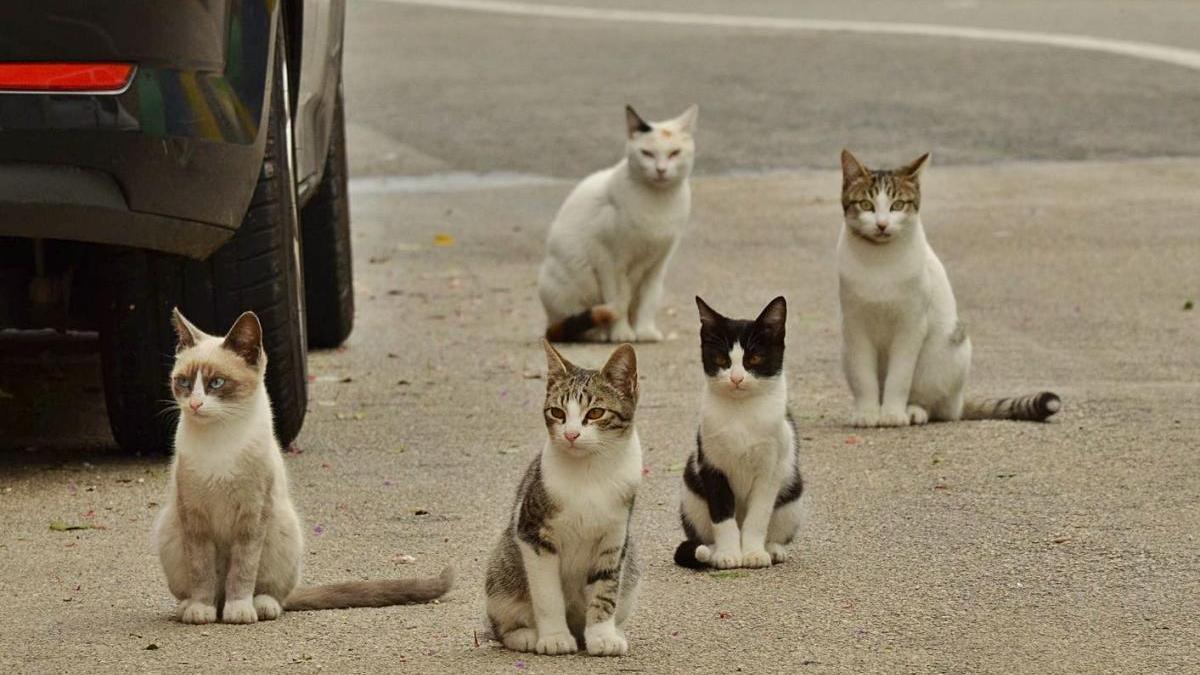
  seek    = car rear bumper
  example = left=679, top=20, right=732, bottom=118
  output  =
left=0, top=1, right=277, bottom=259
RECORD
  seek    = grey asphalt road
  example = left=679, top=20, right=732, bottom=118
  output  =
left=2, top=1, right=1199, bottom=673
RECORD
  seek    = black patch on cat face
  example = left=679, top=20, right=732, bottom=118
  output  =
left=695, top=296, right=787, bottom=378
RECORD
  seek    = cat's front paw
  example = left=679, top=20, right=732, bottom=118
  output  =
left=741, top=549, right=773, bottom=569
left=222, top=598, right=258, bottom=624
left=585, top=624, right=628, bottom=657
left=906, top=405, right=929, bottom=425
left=848, top=407, right=880, bottom=428
left=877, top=407, right=911, bottom=427
left=709, top=547, right=742, bottom=569
left=608, top=324, right=637, bottom=343
left=634, top=326, right=663, bottom=343
left=253, top=594, right=282, bottom=621
left=767, top=543, right=789, bottom=564
left=179, top=600, right=217, bottom=625
left=502, top=628, right=539, bottom=652
left=536, top=631, right=578, bottom=655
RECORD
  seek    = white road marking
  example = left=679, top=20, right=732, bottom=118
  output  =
left=372, top=0, right=1200, bottom=72
left=349, top=171, right=560, bottom=194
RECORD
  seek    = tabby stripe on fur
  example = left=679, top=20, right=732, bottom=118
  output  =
left=962, top=392, right=1061, bottom=422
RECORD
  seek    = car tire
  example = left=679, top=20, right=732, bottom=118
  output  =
left=99, top=23, right=307, bottom=454
left=300, top=84, right=354, bottom=349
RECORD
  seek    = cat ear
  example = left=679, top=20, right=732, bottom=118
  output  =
left=222, top=311, right=263, bottom=366
left=899, top=152, right=931, bottom=179
left=171, top=307, right=205, bottom=352
left=841, top=149, right=870, bottom=182
left=542, top=339, right=576, bottom=379
left=601, top=344, right=638, bottom=399
left=625, top=105, right=652, bottom=138
left=674, top=104, right=699, bottom=134
left=695, top=296, right=726, bottom=328
left=754, top=296, right=787, bottom=336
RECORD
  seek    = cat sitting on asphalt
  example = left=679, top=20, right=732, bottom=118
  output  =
left=539, top=104, right=698, bottom=343
left=153, top=309, right=453, bottom=624
left=837, top=150, right=1061, bottom=427
left=486, top=340, right=642, bottom=656
left=674, top=297, right=804, bottom=570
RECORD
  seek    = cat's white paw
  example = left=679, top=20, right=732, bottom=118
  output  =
left=222, top=598, right=258, bottom=624
left=741, top=549, right=773, bottom=568
left=848, top=407, right=880, bottom=428
left=907, top=405, right=929, bottom=425
left=634, top=326, right=663, bottom=343
left=253, top=594, right=282, bottom=621
left=502, top=628, right=539, bottom=652
left=767, top=543, right=789, bottom=564
left=536, top=630, right=578, bottom=655
left=608, top=325, right=637, bottom=343
left=179, top=600, right=217, bottom=625
left=710, top=547, right=742, bottom=569
left=585, top=624, right=628, bottom=657
left=877, top=408, right=910, bottom=427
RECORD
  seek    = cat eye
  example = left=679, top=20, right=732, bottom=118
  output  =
left=745, top=354, right=763, bottom=366
left=857, top=200, right=874, bottom=211
left=640, top=150, right=655, bottom=158
left=174, top=376, right=192, bottom=389
left=585, top=408, right=606, bottom=421
left=547, top=407, right=566, bottom=421
left=714, top=355, right=731, bottom=368
left=668, top=149, right=681, bottom=159
left=209, top=377, right=226, bottom=390
left=890, top=201, right=910, bottom=211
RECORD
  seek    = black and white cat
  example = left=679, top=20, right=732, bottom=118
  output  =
left=674, top=297, right=804, bottom=570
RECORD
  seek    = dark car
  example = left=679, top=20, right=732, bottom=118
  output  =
left=0, top=1, right=353, bottom=453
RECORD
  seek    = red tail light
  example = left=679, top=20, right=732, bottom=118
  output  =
left=0, top=63, right=135, bottom=93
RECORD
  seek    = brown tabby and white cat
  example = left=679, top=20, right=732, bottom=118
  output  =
left=485, top=341, right=642, bottom=656
left=837, top=150, right=1061, bottom=427
left=153, top=309, right=453, bottom=624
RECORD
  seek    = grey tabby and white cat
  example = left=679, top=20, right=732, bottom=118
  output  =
left=154, top=309, right=453, bottom=624
left=486, top=340, right=642, bottom=656
left=838, top=150, right=1061, bottom=427
left=674, top=297, right=804, bottom=570
left=539, top=104, right=698, bottom=343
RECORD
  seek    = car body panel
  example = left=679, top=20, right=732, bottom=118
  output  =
left=0, top=0, right=278, bottom=258
left=295, top=0, right=346, bottom=199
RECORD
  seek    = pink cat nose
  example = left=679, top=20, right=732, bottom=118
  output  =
left=876, top=223, right=888, bottom=232
left=656, top=167, right=667, bottom=176
left=564, top=431, right=580, bottom=442
left=189, top=401, right=203, bottom=412
left=730, top=373, right=744, bottom=385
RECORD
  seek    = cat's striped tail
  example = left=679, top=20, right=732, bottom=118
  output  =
left=673, top=541, right=711, bottom=569
left=962, top=392, right=1062, bottom=422
left=544, top=305, right=615, bottom=342
left=283, top=566, right=453, bottom=611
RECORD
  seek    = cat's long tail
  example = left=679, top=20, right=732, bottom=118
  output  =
left=962, top=392, right=1061, bottom=422
left=673, top=541, right=711, bottom=569
left=283, top=566, right=454, bottom=611
left=544, top=306, right=615, bottom=342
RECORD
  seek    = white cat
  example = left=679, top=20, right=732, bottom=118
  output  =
left=837, top=150, right=1060, bottom=427
left=538, top=104, right=698, bottom=343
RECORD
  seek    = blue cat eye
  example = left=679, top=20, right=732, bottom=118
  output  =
left=209, top=377, right=226, bottom=390
left=174, top=376, right=191, bottom=389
